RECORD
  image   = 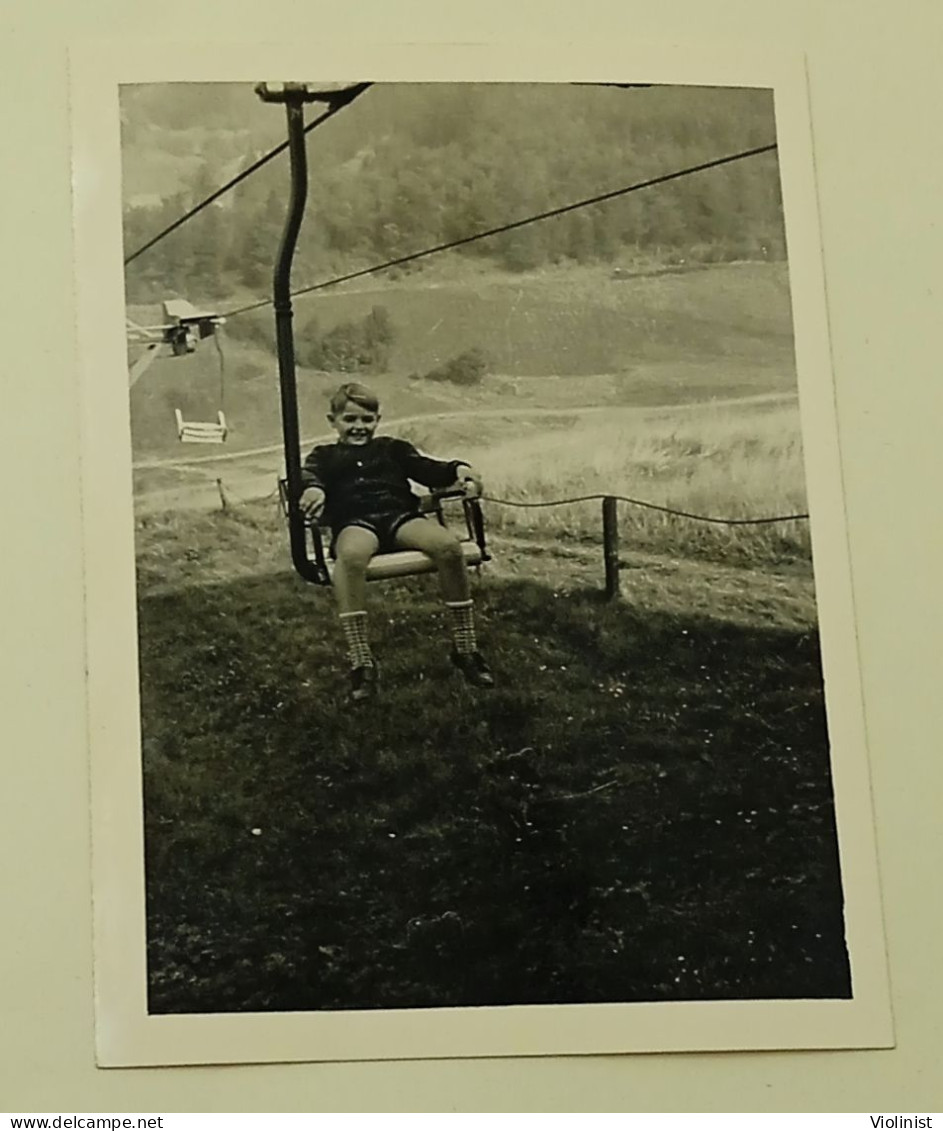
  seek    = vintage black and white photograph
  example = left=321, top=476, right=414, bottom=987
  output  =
left=71, top=43, right=892, bottom=1065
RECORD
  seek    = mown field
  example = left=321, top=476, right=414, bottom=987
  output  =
left=127, top=261, right=796, bottom=460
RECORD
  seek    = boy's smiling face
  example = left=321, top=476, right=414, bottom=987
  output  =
left=329, top=399, right=380, bottom=446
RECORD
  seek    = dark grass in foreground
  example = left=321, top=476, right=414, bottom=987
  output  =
left=139, top=515, right=850, bottom=1013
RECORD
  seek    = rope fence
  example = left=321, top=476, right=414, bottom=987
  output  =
left=485, top=493, right=808, bottom=526
left=482, top=492, right=808, bottom=598
left=201, top=476, right=809, bottom=600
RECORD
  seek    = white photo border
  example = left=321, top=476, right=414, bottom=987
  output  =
left=70, top=37, right=894, bottom=1067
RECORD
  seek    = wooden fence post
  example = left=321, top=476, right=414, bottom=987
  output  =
left=602, top=495, right=620, bottom=599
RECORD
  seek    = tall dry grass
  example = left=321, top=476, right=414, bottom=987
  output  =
left=400, top=398, right=810, bottom=564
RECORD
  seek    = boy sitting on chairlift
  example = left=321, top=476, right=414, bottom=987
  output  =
left=299, top=382, right=494, bottom=703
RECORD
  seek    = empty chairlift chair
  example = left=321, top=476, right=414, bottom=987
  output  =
left=162, top=299, right=229, bottom=444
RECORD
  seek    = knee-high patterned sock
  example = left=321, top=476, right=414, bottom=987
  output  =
left=445, top=599, right=478, bottom=656
left=339, top=610, right=373, bottom=669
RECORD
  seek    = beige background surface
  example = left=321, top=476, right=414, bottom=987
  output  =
left=1, top=0, right=941, bottom=1114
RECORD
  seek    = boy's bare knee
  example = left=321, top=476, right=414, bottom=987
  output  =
left=433, top=536, right=464, bottom=565
left=341, top=555, right=371, bottom=572
left=335, top=548, right=372, bottom=573
left=334, top=527, right=379, bottom=571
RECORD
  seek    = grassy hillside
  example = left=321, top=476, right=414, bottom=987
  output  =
left=127, top=261, right=796, bottom=459
left=288, top=258, right=796, bottom=376
left=137, top=504, right=847, bottom=1013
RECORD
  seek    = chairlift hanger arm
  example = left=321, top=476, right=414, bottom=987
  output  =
left=257, top=82, right=326, bottom=584
left=255, top=81, right=372, bottom=108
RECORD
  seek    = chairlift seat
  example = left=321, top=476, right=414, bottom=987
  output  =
left=277, top=480, right=490, bottom=586
left=324, top=539, right=484, bottom=583
left=175, top=409, right=228, bottom=444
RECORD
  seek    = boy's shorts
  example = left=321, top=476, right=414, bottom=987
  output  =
left=331, top=509, right=423, bottom=556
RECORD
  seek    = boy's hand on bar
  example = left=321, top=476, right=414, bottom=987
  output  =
left=456, top=464, right=484, bottom=499
left=299, top=486, right=326, bottom=520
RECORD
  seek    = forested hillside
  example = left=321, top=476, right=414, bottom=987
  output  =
left=120, top=83, right=786, bottom=304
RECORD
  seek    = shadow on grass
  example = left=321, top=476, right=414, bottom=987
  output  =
left=139, top=567, right=850, bottom=1013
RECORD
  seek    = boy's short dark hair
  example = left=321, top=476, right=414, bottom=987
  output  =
left=329, top=382, right=380, bottom=416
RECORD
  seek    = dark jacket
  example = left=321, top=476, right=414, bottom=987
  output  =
left=300, top=436, right=465, bottom=530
